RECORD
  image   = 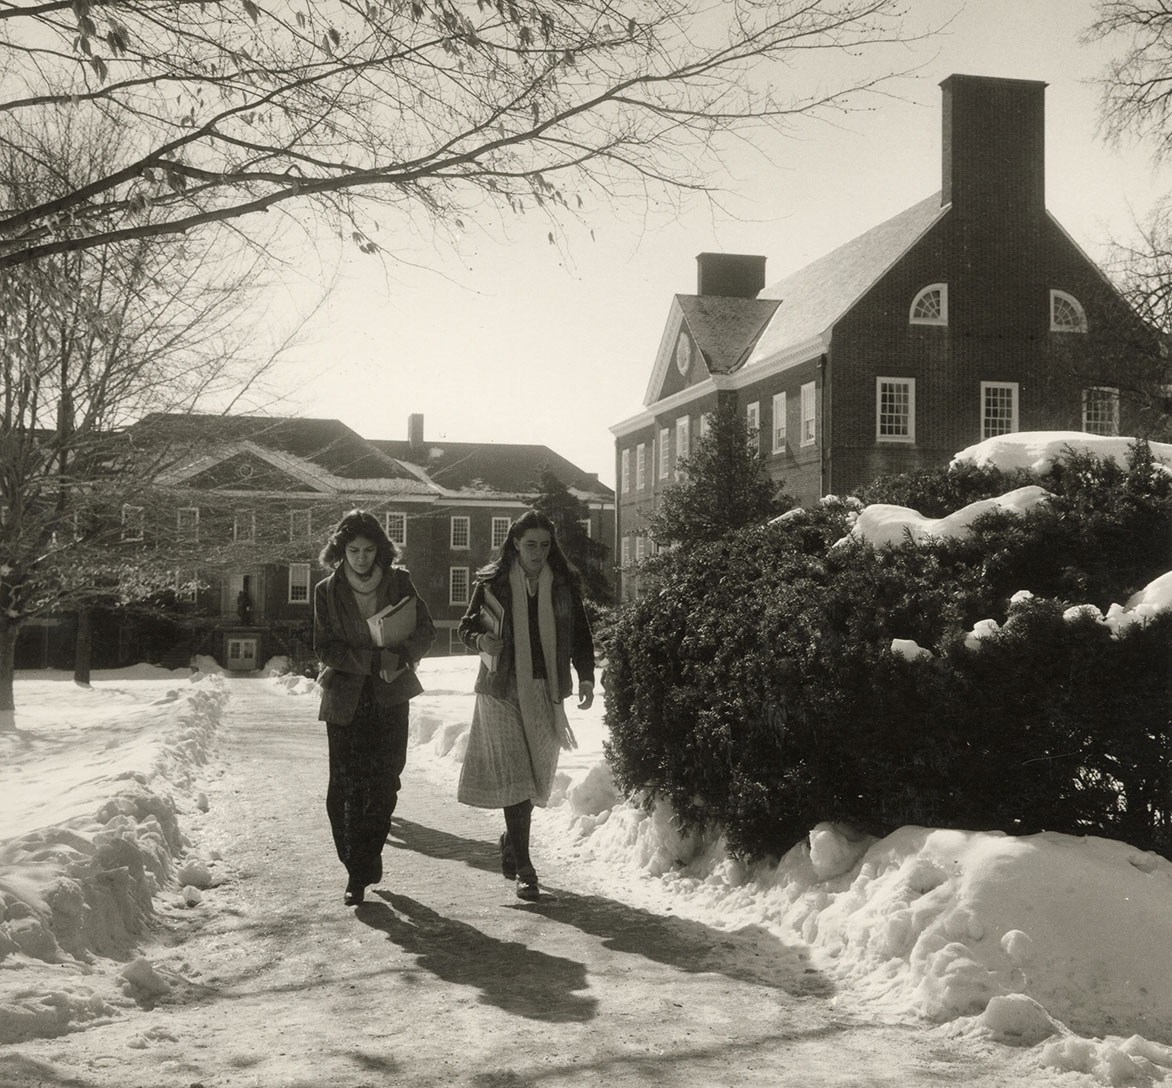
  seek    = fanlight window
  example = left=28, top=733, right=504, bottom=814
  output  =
left=910, top=284, right=948, bottom=325
left=1050, top=290, right=1087, bottom=332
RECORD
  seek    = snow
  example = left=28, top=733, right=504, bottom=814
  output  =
left=2, top=431, right=1171, bottom=1085
left=950, top=431, right=1172, bottom=475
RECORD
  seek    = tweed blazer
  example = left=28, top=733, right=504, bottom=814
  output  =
left=314, top=566, right=436, bottom=724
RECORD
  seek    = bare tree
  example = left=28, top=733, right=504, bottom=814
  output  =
left=0, top=108, right=322, bottom=730
left=0, top=0, right=927, bottom=267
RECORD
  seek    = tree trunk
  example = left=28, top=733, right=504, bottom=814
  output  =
left=0, top=617, right=18, bottom=732
left=74, top=606, right=92, bottom=687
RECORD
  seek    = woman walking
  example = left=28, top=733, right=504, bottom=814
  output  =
left=314, top=509, right=435, bottom=906
left=457, top=509, right=595, bottom=900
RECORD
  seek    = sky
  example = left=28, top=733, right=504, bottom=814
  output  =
left=262, top=0, right=1172, bottom=491
left=3, top=435, right=1172, bottom=1085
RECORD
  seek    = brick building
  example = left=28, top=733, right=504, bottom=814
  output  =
left=17, top=413, right=614, bottom=671
left=611, top=74, right=1164, bottom=599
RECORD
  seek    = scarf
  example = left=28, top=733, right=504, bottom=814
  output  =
left=509, top=561, right=576, bottom=750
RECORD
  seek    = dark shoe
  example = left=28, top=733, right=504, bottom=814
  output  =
left=344, top=882, right=365, bottom=906
left=515, top=872, right=539, bottom=901
left=499, top=833, right=517, bottom=880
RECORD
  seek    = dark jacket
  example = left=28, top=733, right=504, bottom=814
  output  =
left=458, top=564, right=594, bottom=701
left=315, top=566, right=436, bottom=723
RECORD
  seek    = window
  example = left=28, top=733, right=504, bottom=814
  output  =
left=175, top=569, right=198, bottom=603
left=1051, top=290, right=1087, bottom=333
left=1083, top=386, right=1120, bottom=436
left=579, top=517, right=592, bottom=538
left=449, top=566, right=470, bottom=605
left=876, top=378, right=916, bottom=443
left=981, top=382, right=1019, bottom=438
left=288, top=563, right=311, bottom=604
left=450, top=516, right=470, bottom=549
left=491, top=516, right=511, bottom=549
left=385, top=511, right=407, bottom=547
left=675, top=415, right=690, bottom=473
left=621, top=536, right=631, bottom=567
left=698, top=412, right=711, bottom=439
left=746, top=402, right=760, bottom=450
left=620, top=447, right=631, bottom=494
left=448, top=628, right=467, bottom=655
left=658, top=427, right=670, bottom=479
left=636, top=443, right=647, bottom=490
left=177, top=507, right=199, bottom=542
left=800, top=383, right=817, bottom=446
left=122, top=504, right=144, bottom=542
left=234, top=509, right=255, bottom=542
left=772, top=392, right=787, bottom=453
left=635, top=536, right=646, bottom=560
left=289, top=509, right=311, bottom=542
left=910, top=284, right=948, bottom=325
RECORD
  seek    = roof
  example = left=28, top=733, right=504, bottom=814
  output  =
left=135, top=414, right=424, bottom=483
left=677, top=296, right=781, bottom=374
left=372, top=439, right=614, bottom=501
left=750, top=194, right=948, bottom=364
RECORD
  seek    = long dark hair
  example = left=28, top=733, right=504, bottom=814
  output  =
left=478, top=508, right=577, bottom=584
left=319, top=509, right=398, bottom=571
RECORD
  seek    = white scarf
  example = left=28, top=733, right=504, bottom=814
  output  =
left=510, top=561, right=576, bottom=750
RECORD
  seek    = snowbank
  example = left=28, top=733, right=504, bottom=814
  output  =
left=951, top=431, right=1172, bottom=475
left=0, top=671, right=228, bottom=1043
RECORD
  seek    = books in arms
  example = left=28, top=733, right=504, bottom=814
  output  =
left=479, top=587, right=503, bottom=672
left=367, top=594, right=416, bottom=649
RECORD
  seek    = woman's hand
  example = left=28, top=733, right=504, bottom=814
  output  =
left=477, top=632, right=504, bottom=656
left=577, top=682, right=594, bottom=710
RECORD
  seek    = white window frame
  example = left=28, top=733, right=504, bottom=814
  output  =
left=621, top=536, right=631, bottom=567
left=1082, top=386, right=1120, bottom=436
left=175, top=569, right=198, bottom=603
left=385, top=511, right=407, bottom=548
left=620, top=447, right=631, bottom=494
left=233, top=509, right=256, bottom=543
left=579, top=517, right=592, bottom=538
left=876, top=377, right=916, bottom=444
left=491, top=516, right=511, bottom=549
left=450, top=515, right=470, bottom=549
left=635, top=535, right=646, bottom=560
left=177, top=506, right=199, bottom=542
left=910, top=283, right=948, bottom=326
left=658, top=427, right=670, bottom=479
left=746, top=401, right=760, bottom=451
left=698, top=412, right=711, bottom=439
left=675, top=415, right=690, bottom=474
left=122, top=504, right=144, bottom=542
left=981, top=382, right=1019, bottom=439
left=772, top=392, right=787, bottom=453
left=288, top=562, right=311, bottom=604
left=635, top=442, right=647, bottom=490
left=1050, top=289, right=1088, bottom=333
left=800, top=383, right=817, bottom=447
left=289, top=509, right=311, bottom=543
left=449, top=566, right=470, bottom=605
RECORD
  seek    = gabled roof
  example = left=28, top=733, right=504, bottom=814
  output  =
left=135, top=414, right=417, bottom=480
left=372, top=439, right=614, bottom=502
left=134, top=414, right=437, bottom=495
left=749, top=194, right=948, bottom=365
left=678, top=295, right=782, bottom=374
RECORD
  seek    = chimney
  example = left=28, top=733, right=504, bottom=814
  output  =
left=695, top=252, right=766, bottom=298
left=941, top=74, right=1046, bottom=219
left=408, top=413, right=424, bottom=448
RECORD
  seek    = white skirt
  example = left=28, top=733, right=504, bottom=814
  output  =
left=457, top=679, right=561, bottom=808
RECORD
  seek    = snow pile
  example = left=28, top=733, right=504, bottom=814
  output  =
left=0, top=671, right=227, bottom=1043
left=951, top=431, right=1172, bottom=475
left=846, top=484, right=1050, bottom=546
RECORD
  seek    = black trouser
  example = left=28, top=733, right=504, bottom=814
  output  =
left=326, top=687, right=409, bottom=888
left=503, top=799, right=535, bottom=879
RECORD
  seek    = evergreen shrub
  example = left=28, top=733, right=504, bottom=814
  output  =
left=605, top=446, right=1172, bottom=860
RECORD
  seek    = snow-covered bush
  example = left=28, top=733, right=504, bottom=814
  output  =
left=605, top=442, right=1172, bottom=861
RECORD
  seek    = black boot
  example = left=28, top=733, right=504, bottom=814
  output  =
left=499, top=832, right=517, bottom=879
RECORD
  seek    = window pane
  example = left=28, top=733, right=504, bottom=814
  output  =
left=982, top=384, right=1016, bottom=438
left=385, top=512, right=407, bottom=546
left=878, top=381, right=912, bottom=437
left=1083, top=387, right=1120, bottom=436
left=450, top=517, right=470, bottom=549
left=491, top=517, right=510, bottom=549
left=450, top=567, right=470, bottom=605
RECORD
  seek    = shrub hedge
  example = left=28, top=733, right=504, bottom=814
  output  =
left=604, top=446, right=1172, bottom=860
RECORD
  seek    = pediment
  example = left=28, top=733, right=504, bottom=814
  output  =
left=643, top=300, right=707, bottom=407
left=166, top=444, right=333, bottom=494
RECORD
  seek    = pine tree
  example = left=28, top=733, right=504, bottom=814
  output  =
left=648, top=401, right=790, bottom=547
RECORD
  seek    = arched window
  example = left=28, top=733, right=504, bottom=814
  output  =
left=1050, top=290, right=1087, bottom=333
left=910, top=284, right=948, bottom=326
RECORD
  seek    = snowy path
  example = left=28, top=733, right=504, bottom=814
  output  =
left=3, top=679, right=1036, bottom=1088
